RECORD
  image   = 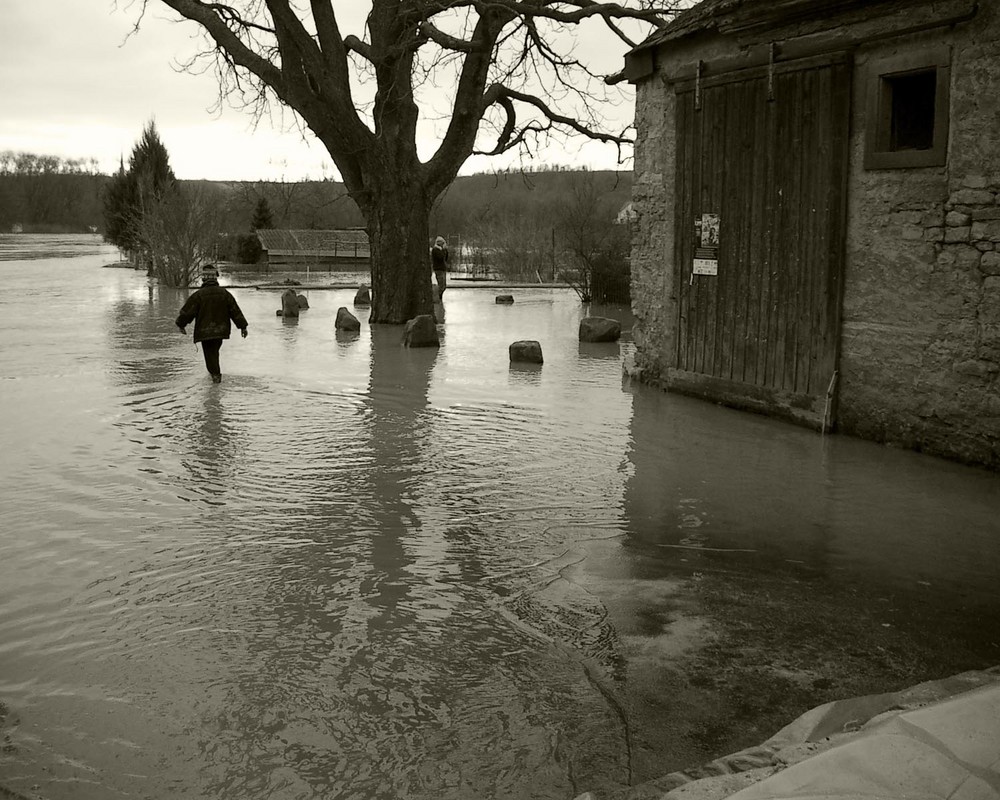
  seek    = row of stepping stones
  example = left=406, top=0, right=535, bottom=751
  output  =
left=401, top=313, right=622, bottom=363
left=273, top=284, right=376, bottom=316
left=354, top=286, right=514, bottom=307
left=279, top=286, right=621, bottom=362
left=507, top=315, right=621, bottom=363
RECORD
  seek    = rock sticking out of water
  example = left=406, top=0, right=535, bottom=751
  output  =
left=336, top=307, right=361, bottom=332
left=354, top=285, right=371, bottom=305
left=579, top=316, right=621, bottom=343
left=510, top=340, right=543, bottom=363
left=281, top=289, right=300, bottom=318
left=403, top=314, right=439, bottom=347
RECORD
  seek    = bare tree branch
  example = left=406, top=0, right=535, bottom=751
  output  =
left=477, top=83, right=632, bottom=159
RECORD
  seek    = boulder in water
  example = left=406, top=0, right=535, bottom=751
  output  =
left=281, top=288, right=300, bottom=318
left=579, top=316, right=621, bottom=342
left=403, top=315, right=440, bottom=347
left=335, top=307, right=361, bottom=332
left=509, top=340, right=543, bottom=364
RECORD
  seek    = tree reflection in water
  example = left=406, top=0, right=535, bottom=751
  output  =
left=194, top=323, right=442, bottom=798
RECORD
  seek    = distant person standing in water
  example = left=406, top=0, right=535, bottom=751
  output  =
left=430, top=236, right=449, bottom=300
left=175, top=264, right=248, bottom=383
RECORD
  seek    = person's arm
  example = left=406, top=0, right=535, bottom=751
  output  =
left=175, top=294, right=199, bottom=333
left=229, top=295, right=249, bottom=338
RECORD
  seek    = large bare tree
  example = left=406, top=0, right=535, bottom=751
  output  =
left=136, top=1, right=675, bottom=322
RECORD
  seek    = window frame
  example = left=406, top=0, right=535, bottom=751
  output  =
left=864, top=46, right=951, bottom=170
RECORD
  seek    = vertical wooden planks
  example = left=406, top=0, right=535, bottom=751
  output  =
left=823, top=61, right=852, bottom=389
left=671, top=53, right=849, bottom=413
left=758, top=74, right=779, bottom=389
left=688, top=88, right=705, bottom=373
left=717, top=80, right=739, bottom=382
left=675, top=90, right=693, bottom=371
left=806, top=65, right=833, bottom=395
left=780, top=69, right=803, bottom=393
left=697, top=84, right=718, bottom=377
left=706, top=82, right=726, bottom=379
left=792, top=66, right=817, bottom=396
left=732, top=77, right=759, bottom=384
left=745, top=74, right=770, bottom=387
left=766, top=69, right=790, bottom=391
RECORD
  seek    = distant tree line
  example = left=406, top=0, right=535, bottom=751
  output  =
left=0, top=153, right=367, bottom=237
left=0, top=152, right=105, bottom=233
left=1, top=157, right=631, bottom=245
left=2, top=142, right=632, bottom=300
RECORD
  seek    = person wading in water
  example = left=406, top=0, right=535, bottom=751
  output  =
left=176, top=264, right=248, bottom=383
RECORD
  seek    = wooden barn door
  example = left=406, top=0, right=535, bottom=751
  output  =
left=672, top=53, right=851, bottom=429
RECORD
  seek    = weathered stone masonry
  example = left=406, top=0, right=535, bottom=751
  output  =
left=628, top=0, right=1000, bottom=469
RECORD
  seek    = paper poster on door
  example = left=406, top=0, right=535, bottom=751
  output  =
left=693, top=213, right=719, bottom=276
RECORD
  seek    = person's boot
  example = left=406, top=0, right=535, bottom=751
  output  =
left=211, top=374, right=222, bottom=384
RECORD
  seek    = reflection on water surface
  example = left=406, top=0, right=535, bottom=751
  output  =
left=0, top=235, right=997, bottom=800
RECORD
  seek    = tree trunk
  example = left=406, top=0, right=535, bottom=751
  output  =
left=365, top=185, right=435, bottom=325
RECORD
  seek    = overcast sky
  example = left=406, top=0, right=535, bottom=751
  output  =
left=0, top=1, right=645, bottom=182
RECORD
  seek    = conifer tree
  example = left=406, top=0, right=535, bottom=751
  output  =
left=250, top=197, right=274, bottom=231
left=101, top=120, right=177, bottom=259
left=130, top=121, right=176, bottom=207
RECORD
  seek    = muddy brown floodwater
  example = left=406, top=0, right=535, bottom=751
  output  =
left=0, top=234, right=998, bottom=800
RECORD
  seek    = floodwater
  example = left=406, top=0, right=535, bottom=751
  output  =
left=0, top=234, right=998, bottom=800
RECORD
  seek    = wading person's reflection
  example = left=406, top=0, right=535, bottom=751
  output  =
left=175, top=264, right=249, bottom=383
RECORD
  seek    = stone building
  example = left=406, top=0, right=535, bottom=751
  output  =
left=624, top=0, right=999, bottom=468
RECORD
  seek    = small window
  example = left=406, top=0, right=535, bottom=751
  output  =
left=886, top=70, right=937, bottom=150
left=864, top=48, right=950, bottom=169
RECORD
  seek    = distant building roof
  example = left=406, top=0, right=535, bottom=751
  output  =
left=256, top=228, right=369, bottom=255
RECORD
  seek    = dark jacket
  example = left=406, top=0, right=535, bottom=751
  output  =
left=175, top=279, right=248, bottom=343
left=431, top=244, right=449, bottom=271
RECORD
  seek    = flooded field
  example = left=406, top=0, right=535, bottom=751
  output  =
left=0, top=234, right=998, bottom=800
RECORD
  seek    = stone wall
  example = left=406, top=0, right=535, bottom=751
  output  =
left=839, top=6, right=1000, bottom=468
left=629, top=74, right=674, bottom=387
